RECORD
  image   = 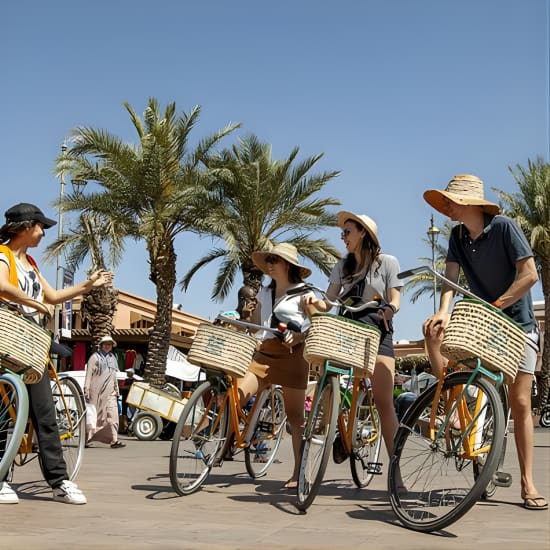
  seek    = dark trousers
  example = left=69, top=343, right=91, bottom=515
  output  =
left=27, top=372, right=68, bottom=487
left=1, top=372, right=67, bottom=487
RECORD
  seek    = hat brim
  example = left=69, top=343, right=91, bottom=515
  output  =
left=38, top=215, right=57, bottom=229
left=337, top=211, right=379, bottom=248
left=252, top=251, right=312, bottom=279
left=423, top=190, right=500, bottom=216
left=99, top=338, right=117, bottom=347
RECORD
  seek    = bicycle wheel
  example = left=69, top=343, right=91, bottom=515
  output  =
left=170, top=380, right=228, bottom=496
left=0, top=373, right=29, bottom=481
left=49, top=376, right=86, bottom=480
left=296, top=375, right=339, bottom=511
left=350, top=389, right=382, bottom=488
left=540, top=405, right=550, bottom=428
left=481, top=384, right=510, bottom=499
left=245, top=386, right=286, bottom=479
left=388, top=371, right=504, bottom=532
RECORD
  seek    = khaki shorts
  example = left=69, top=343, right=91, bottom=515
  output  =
left=517, top=329, right=540, bottom=375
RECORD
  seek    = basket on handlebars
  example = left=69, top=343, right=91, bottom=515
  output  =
left=304, top=313, right=381, bottom=378
left=441, top=298, right=527, bottom=383
left=0, top=306, right=51, bottom=384
left=187, top=323, right=257, bottom=378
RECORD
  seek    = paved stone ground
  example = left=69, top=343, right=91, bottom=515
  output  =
left=1, top=425, right=549, bottom=550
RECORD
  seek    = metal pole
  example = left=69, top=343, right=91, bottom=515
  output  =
left=54, top=142, right=67, bottom=342
left=427, top=214, right=440, bottom=314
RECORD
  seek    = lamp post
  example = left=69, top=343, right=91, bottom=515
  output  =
left=54, top=143, right=67, bottom=341
left=427, top=214, right=441, bottom=314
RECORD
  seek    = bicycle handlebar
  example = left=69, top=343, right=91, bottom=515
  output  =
left=286, top=283, right=382, bottom=313
left=399, top=266, right=539, bottom=352
left=398, top=265, right=490, bottom=306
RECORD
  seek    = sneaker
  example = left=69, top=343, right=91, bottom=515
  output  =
left=0, top=482, right=19, bottom=504
left=52, top=480, right=87, bottom=505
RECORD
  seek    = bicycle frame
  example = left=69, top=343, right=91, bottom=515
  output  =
left=338, top=377, right=379, bottom=456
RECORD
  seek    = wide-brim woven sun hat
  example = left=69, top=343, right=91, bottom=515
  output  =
left=423, top=174, right=500, bottom=216
left=337, top=211, right=379, bottom=248
left=252, top=242, right=312, bottom=279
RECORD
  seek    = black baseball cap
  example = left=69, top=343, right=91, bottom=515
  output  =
left=4, top=203, right=57, bottom=228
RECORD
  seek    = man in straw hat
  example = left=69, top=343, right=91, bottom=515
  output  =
left=423, top=174, right=546, bottom=510
left=84, top=335, right=126, bottom=450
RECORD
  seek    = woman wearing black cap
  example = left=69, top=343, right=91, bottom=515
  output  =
left=0, top=203, right=113, bottom=505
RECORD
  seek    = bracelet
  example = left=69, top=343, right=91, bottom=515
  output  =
left=385, top=303, right=397, bottom=314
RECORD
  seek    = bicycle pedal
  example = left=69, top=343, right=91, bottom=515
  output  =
left=366, top=462, right=383, bottom=475
left=256, top=421, right=274, bottom=433
left=493, top=471, right=512, bottom=488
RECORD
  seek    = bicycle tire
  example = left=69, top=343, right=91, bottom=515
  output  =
left=0, top=373, right=29, bottom=481
left=480, top=384, right=509, bottom=499
left=350, top=389, right=382, bottom=488
left=245, top=386, right=286, bottom=479
left=296, top=375, right=339, bottom=511
left=388, top=371, right=505, bottom=532
left=540, top=406, right=550, bottom=428
left=51, top=376, right=86, bottom=480
left=169, top=380, right=228, bottom=496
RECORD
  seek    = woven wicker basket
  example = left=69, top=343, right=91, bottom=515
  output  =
left=0, top=307, right=51, bottom=384
left=187, top=323, right=257, bottom=378
left=304, top=314, right=381, bottom=378
left=441, top=299, right=527, bottom=383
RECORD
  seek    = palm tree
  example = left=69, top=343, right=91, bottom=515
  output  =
left=494, top=157, right=550, bottom=408
left=180, top=134, right=342, bottom=299
left=43, top=208, right=122, bottom=346
left=56, top=98, right=239, bottom=386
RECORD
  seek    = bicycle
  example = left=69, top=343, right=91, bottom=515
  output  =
left=0, top=306, right=86, bottom=482
left=293, top=284, right=383, bottom=511
left=169, top=316, right=287, bottom=496
left=387, top=265, right=530, bottom=532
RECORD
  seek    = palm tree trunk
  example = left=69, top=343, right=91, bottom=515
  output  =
left=143, top=241, right=177, bottom=387
left=81, top=285, right=119, bottom=347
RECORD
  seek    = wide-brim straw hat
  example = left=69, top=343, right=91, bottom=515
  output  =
left=98, top=335, right=117, bottom=347
left=337, top=211, right=379, bottom=248
left=423, top=174, right=500, bottom=216
left=252, top=242, right=312, bottom=279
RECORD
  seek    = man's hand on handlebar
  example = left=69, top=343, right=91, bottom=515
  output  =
left=422, top=311, right=450, bottom=338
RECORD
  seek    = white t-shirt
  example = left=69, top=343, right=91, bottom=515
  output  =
left=0, top=251, right=43, bottom=321
left=255, top=284, right=311, bottom=341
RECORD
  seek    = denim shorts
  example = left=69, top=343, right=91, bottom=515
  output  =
left=517, top=329, right=540, bottom=375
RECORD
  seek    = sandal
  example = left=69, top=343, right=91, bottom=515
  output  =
left=281, top=479, right=297, bottom=490
left=253, top=455, right=268, bottom=463
left=111, top=441, right=126, bottom=449
left=523, top=495, right=548, bottom=510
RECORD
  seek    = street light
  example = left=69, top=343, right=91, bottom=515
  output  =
left=54, top=145, right=88, bottom=343
left=427, top=214, right=441, bottom=314
left=54, top=143, right=67, bottom=342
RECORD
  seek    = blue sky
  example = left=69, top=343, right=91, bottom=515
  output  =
left=1, top=1, right=548, bottom=341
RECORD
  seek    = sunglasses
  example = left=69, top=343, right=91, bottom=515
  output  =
left=265, top=255, right=281, bottom=264
left=28, top=270, right=40, bottom=298
left=341, top=229, right=352, bottom=238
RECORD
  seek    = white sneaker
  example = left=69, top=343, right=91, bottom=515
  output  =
left=52, top=480, right=87, bottom=505
left=0, top=481, right=19, bottom=504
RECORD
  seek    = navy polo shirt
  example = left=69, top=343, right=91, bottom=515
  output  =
left=447, top=214, right=538, bottom=332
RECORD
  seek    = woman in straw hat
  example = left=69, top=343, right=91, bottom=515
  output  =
left=305, top=211, right=404, bottom=486
left=422, top=174, right=546, bottom=510
left=238, top=242, right=313, bottom=489
left=84, top=335, right=126, bottom=449
left=0, top=202, right=113, bottom=505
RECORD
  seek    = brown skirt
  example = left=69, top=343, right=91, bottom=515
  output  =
left=248, top=338, right=309, bottom=390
